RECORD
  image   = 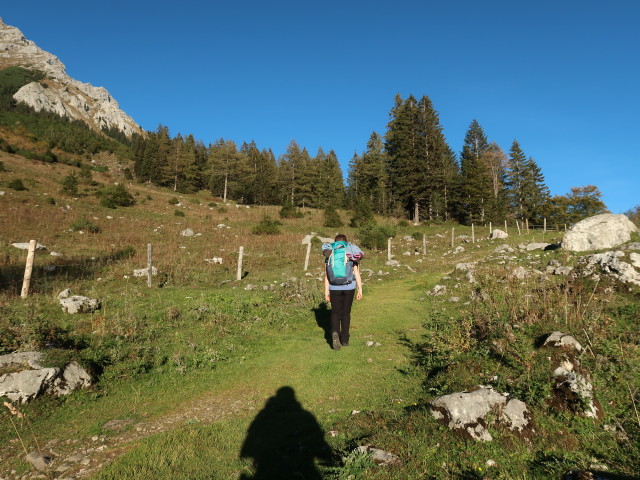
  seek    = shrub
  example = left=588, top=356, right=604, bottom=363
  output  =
left=60, top=173, right=79, bottom=196
left=98, top=183, right=135, bottom=209
left=70, top=217, right=101, bottom=233
left=189, top=198, right=200, bottom=205
left=323, top=206, right=343, bottom=228
left=0, top=160, right=5, bottom=171
left=398, top=220, right=410, bottom=227
left=359, top=224, right=396, bottom=250
left=279, top=199, right=303, bottom=219
left=411, top=231, right=423, bottom=241
left=7, top=178, right=27, bottom=191
left=207, top=202, right=217, bottom=207
left=168, top=197, right=180, bottom=205
left=146, top=195, right=152, bottom=200
left=46, top=197, right=56, bottom=205
left=350, top=198, right=375, bottom=227
left=218, top=206, right=228, bottom=213
left=174, top=209, right=185, bottom=217
left=252, top=216, right=282, bottom=235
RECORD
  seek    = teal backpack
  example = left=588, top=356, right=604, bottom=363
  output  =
left=325, top=241, right=354, bottom=285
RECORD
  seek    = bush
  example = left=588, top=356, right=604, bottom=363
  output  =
left=359, top=224, right=396, bottom=250
left=46, top=197, right=56, bottom=205
left=398, top=220, right=410, bottom=227
left=60, top=173, right=79, bottom=196
left=7, top=178, right=27, bottom=191
left=174, top=209, right=185, bottom=217
left=207, top=202, right=217, bottom=207
left=0, top=160, right=5, bottom=171
left=168, top=197, right=180, bottom=205
left=70, top=217, right=101, bottom=233
left=279, top=199, right=303, bottom=219
left=189, top=198, right=200, bottom=205
left=218, top=206, right=228, bottom=213
left=411, top=231, right=423, bottom=241
left=252, top=216, right=282, bottom=235
left=98, top=183, right=135, bottom=209
left=323, top=206, right=343, bottom=228
left=350, top=198, right=375, bottom=227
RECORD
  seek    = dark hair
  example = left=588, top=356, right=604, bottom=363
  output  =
left=335, top=234, right=347, bottom=242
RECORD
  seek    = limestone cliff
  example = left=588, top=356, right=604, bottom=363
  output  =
left=0, top=18, right=144, bottom=138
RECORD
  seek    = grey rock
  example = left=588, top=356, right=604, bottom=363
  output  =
left=578, top=251, right=640, bottom=286
left=452, top=246, right=465, bottom=254
left=50, top=251, right=64, bottom=257
left=133, top=266, right=157, bottom=277
left=493, top=244, right=515, bottom=253
left=429, top=386, right=533, bottom=441
left=630, top=252, right=640, bottom=268
left=455, top=262, right=475, bottom=272
left=490, top=229, right=508, bottom=239
left=526, top=242, right=550, bottom=251
left=0, top=351, right=44, bottom=370
left=553, top=367, right=601, bottom=419
left=625, top=242, right=640, bottom=250
left=511, top=266, right=529, bottom=279
left=562, top=214, right=638, bottom=252
left=354, top=445, right=401, bottom=466
left=0, top=368, right=59, bottom=403
left=544, top=331, right=583, bottom=352
left=429, top=285, right=446, bottom=296
left=449, top=297, right=460, bottom=302
left=547, top=266, right=573, bottom=276
left=25, top=451, right=52, bottom=472
left=57, top=288, right=72, bottom=299
left=385, top=260, right=400, bottom=266
left=49, top=362, right=92, bottom=396
left=402, top=235, right=414, bottom=241
left=60, top=295, right=101, bottom=314
left=180, top=228, right=195, bottom=237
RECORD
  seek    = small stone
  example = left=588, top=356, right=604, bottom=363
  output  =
left=25, top=451, right=51, bottom=471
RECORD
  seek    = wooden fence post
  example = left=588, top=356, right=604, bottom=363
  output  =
left=303, top=242, right=312, bottom=271
left=543, top=217, right=547, bottom=233
left=237, top=246, right=244, bottom=281
left=489, top=222, right=492, bottom=236
left=387, top=238, right=392, bottom=261
left=504, top=220, right=508, bottom=234
left=451, top=228, right=455, bottom=248
left=516, top=220, right=521, bottom=235
left=471, top=224, right=475, bottom=243
left=525, top=218, right=529, bottom=233
left=147, top=243, right=153, bottom=287
left=21, top=239, right=37, bottom=298
left=422, top=234, right=426, bottom=255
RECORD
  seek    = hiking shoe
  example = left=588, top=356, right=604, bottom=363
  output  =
left=341, top=339, right=349, bottom=346
left=332, top=332, right=341, bottom=350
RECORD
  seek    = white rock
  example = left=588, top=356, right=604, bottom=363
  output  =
left=354, top=446, right=401, bottom=466
left=562, top=214, right=638, bottom=252
left=50, top=251, right=64, bottom=257
left=60, top=295, right=100, bottom=314
left=630, top=252, right=640, bottom=268
left=133, top=266, right=157, bottom=277
left=49, top=362, right=92, bottom=396
left=544, top=331, right=583, bottom=352
left=493, top=244, right=514, bottom=253
left=0, top=352, right=44, bottom=370
left=490, top=229, right=508, bottom=239
left=180, top=228, right=195, bottom=237
left=385, top=260, right=400, bottom=266
left=0, top=368, right=59, bottom=403
left=526, top=242, right=550, bottom=251
left=25, top=451, right=52, bottom=472
left=578, top=251, right=640, bottom=286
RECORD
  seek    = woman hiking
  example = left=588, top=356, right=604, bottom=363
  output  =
left=323, top=234, right=363, bottom=350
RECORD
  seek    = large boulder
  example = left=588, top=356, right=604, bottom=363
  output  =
left=562, top=214, right=638, bottom=252
left=0, top=368, right=59, bottom=403
left=490, top=229, right=508, bottom=239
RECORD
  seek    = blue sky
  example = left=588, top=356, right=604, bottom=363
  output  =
left=3, top=1, right=639, bottom=213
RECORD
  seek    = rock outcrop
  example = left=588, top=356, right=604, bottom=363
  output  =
left=0, top=352, right=92, bottom=403
left=562, top=214, right=638, bottom=252
left=58, top=288, right=101, bottom=314
left=429, top=386, right=534, bottom=441
left=577, top=251, right=640, bottom=286
left=0, top=18, right=143, bottom=138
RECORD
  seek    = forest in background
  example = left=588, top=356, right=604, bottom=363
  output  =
left=1, top=65, right=636, bottom=226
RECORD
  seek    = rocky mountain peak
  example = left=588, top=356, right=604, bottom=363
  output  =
left=0, top=18, right=144, bottom=138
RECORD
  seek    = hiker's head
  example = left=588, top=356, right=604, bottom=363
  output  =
left=335, top=234, right=347, bottom=242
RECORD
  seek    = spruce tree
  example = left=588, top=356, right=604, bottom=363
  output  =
left=459, top=120, right=493, bottom=224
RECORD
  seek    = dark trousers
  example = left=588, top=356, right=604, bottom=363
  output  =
left=329, top=289, right=355, bottom=343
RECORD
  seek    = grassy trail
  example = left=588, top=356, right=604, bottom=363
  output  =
left=87, top=272, right=440, bottom=479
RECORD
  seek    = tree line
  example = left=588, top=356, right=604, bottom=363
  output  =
left=130, top=93, right=608, bottom=225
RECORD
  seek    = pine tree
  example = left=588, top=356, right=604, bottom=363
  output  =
left=505, top=140, right=528, bottom=221
left=207, top=138, right=243, bottom=202
left=278, top=140, right=311, bottom=206
left=459, top=120, right=493, bottom=224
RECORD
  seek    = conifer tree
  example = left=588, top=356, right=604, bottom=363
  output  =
left=459, top=120, right=493, bottom=224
